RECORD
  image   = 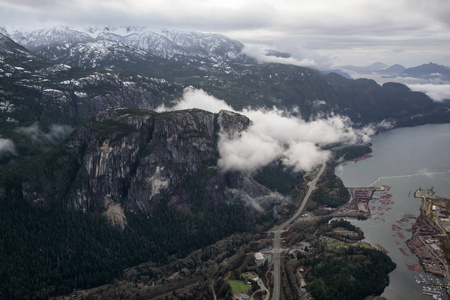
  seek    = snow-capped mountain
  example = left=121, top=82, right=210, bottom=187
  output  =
left=0, top=31, right=30, bottom=58
left=6, top=26, right=94, bottom=52
left=55, top=39, right=148, bottom=68
left=0, top=31, right=51, bottom=78
left=98, top=27, right=244, bottom=61
left=0, top=31, right=183, bottom=143
left=0, top=27, right=7, bottom=36
left=3, top=26, right=244, bottom=64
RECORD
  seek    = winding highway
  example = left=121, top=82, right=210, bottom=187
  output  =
left=271, top=163, right=326, bottom=300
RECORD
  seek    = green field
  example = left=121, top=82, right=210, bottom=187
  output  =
left=228, top=280, right=250, bottom=293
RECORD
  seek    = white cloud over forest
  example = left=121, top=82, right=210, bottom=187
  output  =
left=0, top=138, right=16, bottom=155
left=161, top=88, right=381, bottom=173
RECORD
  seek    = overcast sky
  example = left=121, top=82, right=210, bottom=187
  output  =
left=1, top=0, right=449, bottom=68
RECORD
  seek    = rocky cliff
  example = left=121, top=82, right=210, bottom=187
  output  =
left=8, top=108, right=286, bottom=229
left=0, top=108, right=294, bottom=298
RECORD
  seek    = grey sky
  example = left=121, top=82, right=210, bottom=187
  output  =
left=1, top=0, right=449, bottom=67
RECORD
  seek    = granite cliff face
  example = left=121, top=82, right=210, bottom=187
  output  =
left=15, top=108, right=285, bottom=228
left=0, top=108, right=291, bottom=297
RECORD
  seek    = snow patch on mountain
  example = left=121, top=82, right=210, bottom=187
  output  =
left=3, top=26, right=244, bottom=63
left=5, top=26, right=94, bottom=51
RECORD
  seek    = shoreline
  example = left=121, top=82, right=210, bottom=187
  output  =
left=405, top=188, right=450, bottom=297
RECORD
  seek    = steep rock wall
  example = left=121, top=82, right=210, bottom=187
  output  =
left=13, top=108, right=285, bottom=228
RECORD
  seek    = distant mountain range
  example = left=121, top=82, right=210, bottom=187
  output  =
left=402, top=62, right=450, bottom=81
left=3, top=25, right=246, bottom=67
left=1, top=25, right=450, bottom=165
left=4, top=25, right=450, bottom=82
left=337, top=61, right=450, bottom=81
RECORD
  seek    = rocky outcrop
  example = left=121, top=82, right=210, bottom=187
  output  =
left=217, top=110, right=251, bottom=139
left=15, top=108, right=286, bottom=228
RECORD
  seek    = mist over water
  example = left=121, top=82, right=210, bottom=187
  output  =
left=336, top=123, right=450, bottom=300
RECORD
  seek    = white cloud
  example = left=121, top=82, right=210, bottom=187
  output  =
left=218, top=129, right=283, bottom=172
left=408, top=84, right=450, bottom=102
left=15, top=123, right=41, bottom=140
left=218, top=109, right=375, bottom=173
left=311, top=100, right=327, bottom=108
left=162, top=88, right=379, bottom=173
left=242, top=44, right=319, bottom=68
left=0, top=138, right=16, bottom=155
left=15, top=123, right=73, bottom=142
left=281, top=142, right=330, bottom=172
left=157, top=87, right=233, bottom=113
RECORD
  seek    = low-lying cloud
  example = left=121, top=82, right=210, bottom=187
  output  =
left=242, top=44, right=320, bottom=68
left=408, top=84, right=450, bottom=102
left=15, top=123, right=74, bottom=142
left=157, top=88, right=232, bottom=113
left=160, top=88, right=381, bottom=173
left=0, top=138, right=16, bottom=155
left=218, top=108, right=375, bottom=173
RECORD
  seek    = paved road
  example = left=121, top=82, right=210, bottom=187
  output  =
left=211, top=278, right=217, bottom=300
left=271, top=163, right=326, bottom=300
left=250, top=278, right=270, bottom=300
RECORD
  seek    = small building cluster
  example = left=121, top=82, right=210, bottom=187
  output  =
left=233, top=292, right=250, bottom=300
left=254, top=252, right=266, bottom=265
left=241, top=272, right=259, bottom=283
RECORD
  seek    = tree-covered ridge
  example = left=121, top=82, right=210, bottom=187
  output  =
left=310, top=165, right=350, bottom=208
left=253, top=161, right=303, bottom=196
left=333, top=144, right=373, bottom=162
left=306, top=247, right=395, bottom=300
left=270, top=213, right=394, bottom=299
left=0, top=192, right=251, bottom=299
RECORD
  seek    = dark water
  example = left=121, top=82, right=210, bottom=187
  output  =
left=335, top=123, right=450, bottom=300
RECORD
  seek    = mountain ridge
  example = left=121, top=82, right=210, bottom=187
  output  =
left=1, top=28, right=450, bottom=166
left=3, top=25, right=245, bottom=64
left=337, top=61, right=450, bottom=81
left=402, top=62, right=450, bottom=81
left=2, top=107, right=286, bottom=218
